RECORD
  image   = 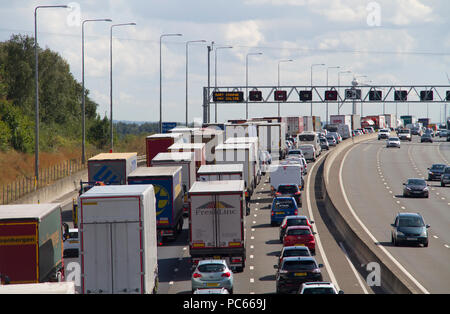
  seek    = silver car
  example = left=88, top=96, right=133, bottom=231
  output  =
left=386, top=137, right=401, bottom=148
left=191, top=260, right=234, bottom=293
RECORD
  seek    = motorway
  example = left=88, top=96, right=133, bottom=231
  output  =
left=60, top=134, right=450, bottom=294
left=341, top=134, right=450, bottom=293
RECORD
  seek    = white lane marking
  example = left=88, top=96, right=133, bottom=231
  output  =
left=250, top=278, right=254, bottom=283
left=306, top=152, right=341, bottom=291
left=444, top=245, right=450, bottom=249
left=250, top=266, right=254, bottom=270
left=339, top=242, right=369, bottom=294
left=169, top=281, right=174, bottom=285
left=340, top=144, right=430, bottom=294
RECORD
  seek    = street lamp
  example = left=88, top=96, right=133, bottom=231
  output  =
left=277, top=59, right=293, bottom=116
left=214, top=46, right=233, bottom=122
left=338, top=70, right=352, bottom=114
left=310, top=63, right=325, bottom=116
left=326, top=66, right=340, bottom=125
left=82, top=18, right=112, bottom=164
left=186, top=40, right=207, bottom=126
left=110, top=22, right=136, bottom=152
left=246, top=52, right=263, bottom=119
left=160, top=33, right=183, bottom=133
left=34, top=4, right=68, bottom=182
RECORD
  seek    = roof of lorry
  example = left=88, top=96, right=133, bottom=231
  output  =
left=215, top=143, right=252, bottom=150
left=168, top=143, right=205, bottom=149
left=0, top=203, right=61, bottom=221
left=152, top=152, right=194, bottom=162
left=80, top=184, right=155, bottom=198
left=197, top=164, right=243, bottom=174
left=225, top=137, right=258, bottom=143
left=147, top=133, right=183, bottom=139
left=189, top=180, right=245, bottom=194
left=89, top=152, right=137, bottom=161
left=128, top=166, right=182, bottom=177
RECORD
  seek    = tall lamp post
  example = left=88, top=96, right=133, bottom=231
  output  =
left=277, top=59, right=293, bottom=116
left=338, top=70, right=352, bottom=114
left=110, top=22, right=136, bottom=152
left=246, top=52, right=263, bottom=119
left=326, top=66, right=340, bottom=125
left=214, top=46, right=233, bottom=122
left=82, top=18, right=112, bottom=164
left=186, top=40, right=206, bottom=126
left=160, top=33, right=183, bottom=133
left=354, top=75, right=367, bottom=115
left=310, top=63, right=325, bottom=116
left=34, top=4, right=68, bottom=182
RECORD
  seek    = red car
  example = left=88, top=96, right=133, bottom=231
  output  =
left=283, top=226, right=316, bottom=254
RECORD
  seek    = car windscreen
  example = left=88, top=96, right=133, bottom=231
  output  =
left=407, top=179, right=426, bottom=186
left=298, top=134, right=315, bottom=141
left=278, top=185, right=298, bottom=194
left=388, top=138, right=399, bottom=141
left=288, top=151, right=301, bottom=155
left=198, top=264, right=226, bottom=273
left=286, top=228, right=311, bottom=236
left=282, top=249, right=310, bottom=257
left=286, top=218, right=308, bottom=227
left=281, top=260, right=317, bottom=271
left=274, top=199, right=295, bottom=209
left=398, top=217, right=424, bottom=228
left=302, top=287, right=336, bottom=294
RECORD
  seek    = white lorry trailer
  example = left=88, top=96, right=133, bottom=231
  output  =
left=225, top=136, right=261, bottom=185
left=197, top=164, right=244, bottom=182
left=78, top=185, right=158, bottom=294
left=188, top=180, right=246, bottom=272
left=215, top=143, right=256, bottom=203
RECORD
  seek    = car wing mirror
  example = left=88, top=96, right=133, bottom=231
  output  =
left=390, top=224, right=395, bottom=227
left=338, top=290, right=345, bottom=294
left=426, top=224, right=430, bottom=228
left=273, top=265, right=278, bottom=269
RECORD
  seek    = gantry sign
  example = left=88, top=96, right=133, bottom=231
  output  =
left=202, top=84, right=450, bottom=123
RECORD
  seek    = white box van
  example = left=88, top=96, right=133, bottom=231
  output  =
left=298, top=144, right=317, bottom=162
left=269, top=164, right=303, bottom=195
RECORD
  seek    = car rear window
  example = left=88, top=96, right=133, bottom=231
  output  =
left=302, top=287, right=335, bottom=294
left=286, top=218, right=308, bottom=227
left=286, top=228, right=311, bottom=236
left=198, top=264, right=226, bottom=273
left=282, top=249, right=310, bottom=257
left=282, top=260, right=317, bottom=271
left=274, top=199, right=295, bottom=209
left=298, top=134, right=315, bottom=141
left=278, top=185, right=298, bottom=194
left=431, top=165, right=445, bottom=170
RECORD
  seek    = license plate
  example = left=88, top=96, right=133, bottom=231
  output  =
left=277, top=212, right=285, bottom=215
left=407, top=237, right=417, bottom=241
left=294, top=244, right=305, bottom=246
left=206, top=283, right=219, bottom=287
left=294, top=272, right=306, bottom=276
left=213, top=255, right=221, bottom=260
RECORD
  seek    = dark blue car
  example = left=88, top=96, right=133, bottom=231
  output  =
left=270, top=197, right=298, bottom=226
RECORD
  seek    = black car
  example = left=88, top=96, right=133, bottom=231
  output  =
left=391, top=213, right=430, bottom=247
left=274, top=257, right=323, bottom=294
left=427, top=164, right=446, bottom=181
left=420, top=133, right=433, bottom=143
left=276, top=184, right=302, bottom=207
left=403, top=178, right=429, bottom=198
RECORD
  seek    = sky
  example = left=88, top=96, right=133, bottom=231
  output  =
left=0, top=0, right=449, bottom=125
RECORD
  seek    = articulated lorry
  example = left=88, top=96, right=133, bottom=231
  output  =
left=127, top=166, right=184, bottom=242
left=146, top=133, right=184, bottom=166
left=78, top=185, right=158, bottom=294
left=189, top=180, right=247, bottom=272
left=0, top=204, right=65, bottom=284
left=88, top=153, right=137, bottom=185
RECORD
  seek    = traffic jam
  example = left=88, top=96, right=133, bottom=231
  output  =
left=1, top=114, right=447, bottom=295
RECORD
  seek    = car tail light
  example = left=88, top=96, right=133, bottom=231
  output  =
left=295, top=191, right=301, bottom=195
left=275, top=192, right=281, bottom=196
left=245, top=191, right=249, bottom=197
left=193, top=273, right=202, bottom=278
left=294, top=210, right=298, bottom=215
left=222, top=272, right=231, bottom=278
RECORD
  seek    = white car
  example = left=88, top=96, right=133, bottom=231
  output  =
left=298, top=144, right=317, bottom=161
left=298, top=282, right=344, bottom=294
left=63, top=228, right=79, bottom=257
left=378, top=129, right=390, bottom=140
left=386, top=137, right=401, bottom=148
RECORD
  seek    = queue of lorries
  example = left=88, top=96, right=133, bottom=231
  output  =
left=3, top=113, right=443, bottom=294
